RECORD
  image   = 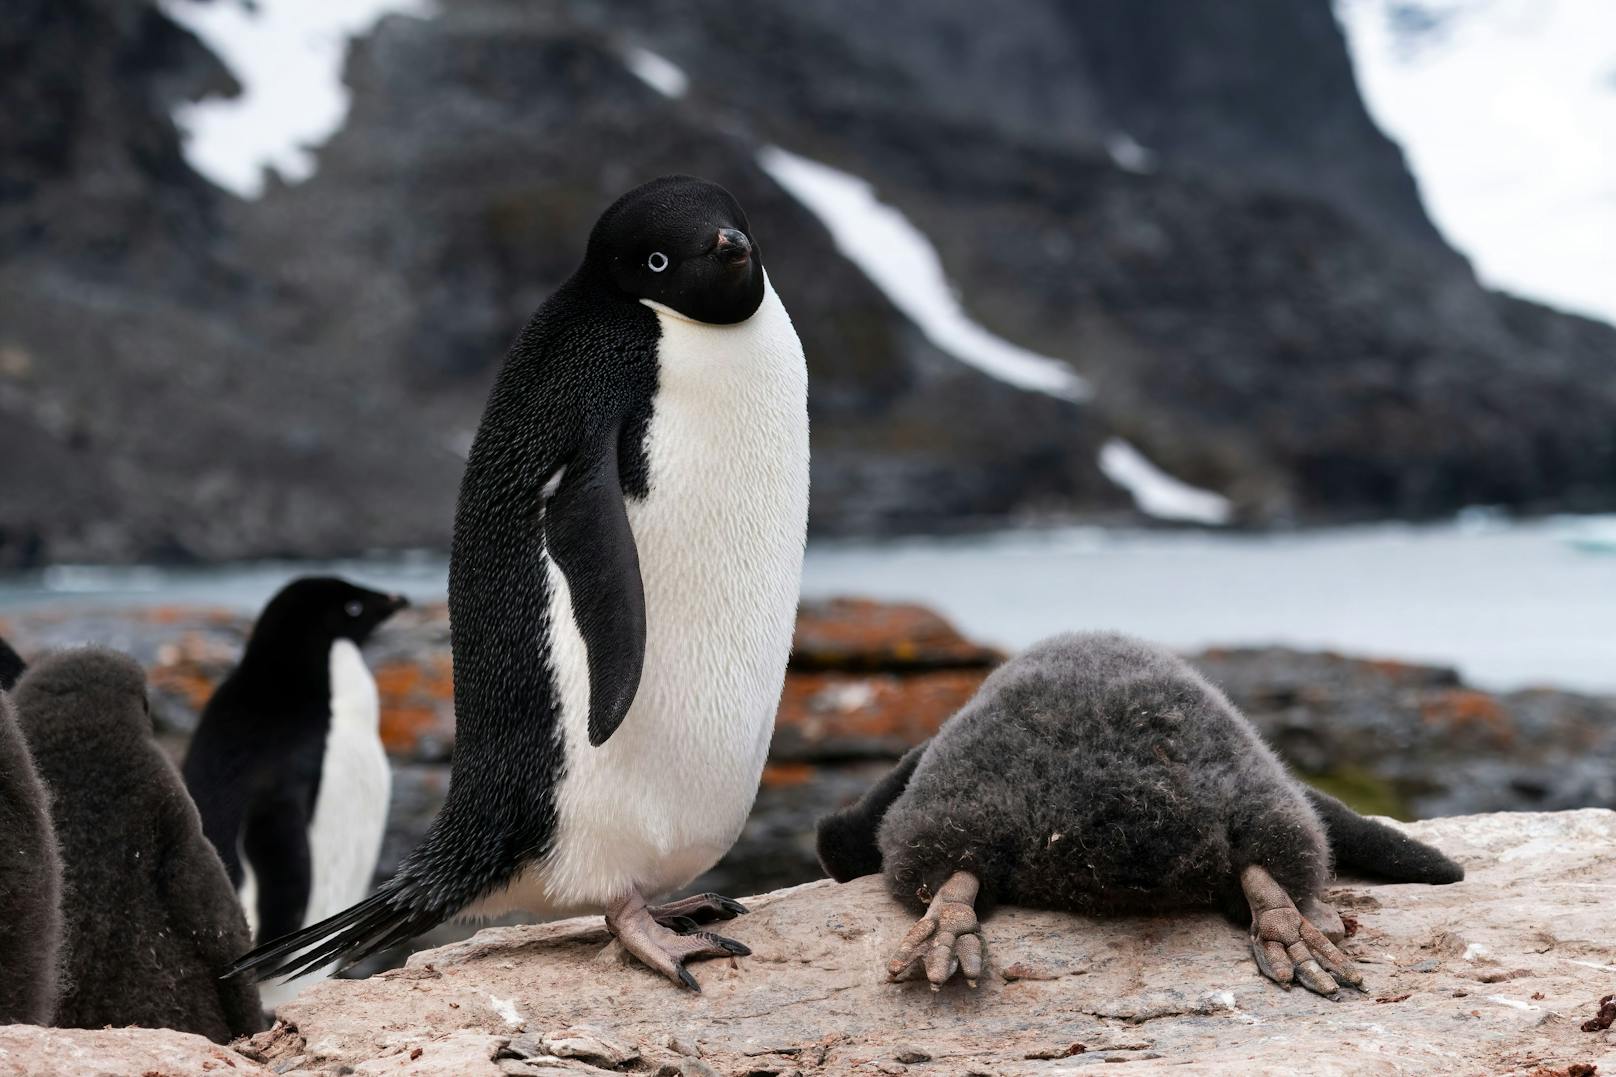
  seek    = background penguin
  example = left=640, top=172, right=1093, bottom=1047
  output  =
left=184, top=578, right=406, bottom=942
left=13, top=648, right=264, bottom=1041
left=233, top=175, right=810, bottom=991
left=0, top=634, right=24, bottom=692
left=817, top=632, right=1463, bottom=997
left=0, top=637, right=63, bottom=1025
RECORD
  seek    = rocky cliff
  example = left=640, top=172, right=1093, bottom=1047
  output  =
left=0, top=0, right=1613, bottom=564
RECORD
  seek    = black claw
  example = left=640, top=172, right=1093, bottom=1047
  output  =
left=701, top=932, right=751, bottom=957
left=660, top=915, right=701, bottom=934
left=676, top=966, right=701, bottom=992
left=711, top=894, right=748, bottom=917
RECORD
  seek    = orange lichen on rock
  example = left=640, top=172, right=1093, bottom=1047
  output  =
left=1420, top=689, right=1516, bottom=748
left=149, top=663, right=222, bottom=712
left=139, top=605, right=243, bottom=627
left=376, top=656, right=456, bottom=759
left=146, top=630, right=239, bottom=711
left=773, top=669, right=989, bottom=759
left=791, top=598, right=1002, bottom=672
left=761, top=762, right=816, bottom=788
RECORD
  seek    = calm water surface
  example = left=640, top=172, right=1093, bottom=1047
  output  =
left=2, top=517, right=1611, bottom=694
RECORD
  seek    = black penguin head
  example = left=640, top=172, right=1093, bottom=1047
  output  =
left=587, top=175, right=766, bottom=325
left=251, top=577, right=409, bottom=650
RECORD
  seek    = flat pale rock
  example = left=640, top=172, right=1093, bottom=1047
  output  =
left=236, top=811, right=1616, bottom=1075
left=0, top=1025, right=270, bottom=1076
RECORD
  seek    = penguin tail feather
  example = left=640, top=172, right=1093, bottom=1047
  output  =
left=225, top=883, right=443, bottom=984
left=1304, top=787, right=1464, bottom=885
left=816, top=740, right=930, bottom=882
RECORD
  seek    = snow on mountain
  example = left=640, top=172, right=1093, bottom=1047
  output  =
left=160, top=0, right=434, bottom=199
left=756, top=146, right=1091, bottom=402
left=622, top=46, right=689, bottom=99
left=1098, top=440, right=1233, bottom=526
left=760, top=145, right=1233, bottom=524
left=1336, top=0, right=1616, bottom=325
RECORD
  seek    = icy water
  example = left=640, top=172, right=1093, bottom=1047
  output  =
left=1, top=516, right=1612, bottom=694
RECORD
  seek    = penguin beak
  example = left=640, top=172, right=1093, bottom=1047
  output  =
left=713, top=228, right=752, bottom=266
left=388, top=594, right=410, bottom=612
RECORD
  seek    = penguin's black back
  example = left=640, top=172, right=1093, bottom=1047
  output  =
left=0, top=685, right=61, bottom=1025
left=16, top=648, right=264, bottom=1042
left=228, top=257, right=663, bottom=986
left=877, top=633, right=1331, bottom=916
left=183, top=577, right=403, bottom=941
left=418, top=268, right=659, bottom=905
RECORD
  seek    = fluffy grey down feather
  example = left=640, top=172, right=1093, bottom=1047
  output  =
left=874, top=633, right=1338, bottom=918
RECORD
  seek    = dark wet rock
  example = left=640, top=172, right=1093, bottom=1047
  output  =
left=3, top=2, right=1616, bottom=563
left=1196, top=646, right=1616, bottom=818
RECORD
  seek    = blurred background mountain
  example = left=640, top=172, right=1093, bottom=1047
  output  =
left=1, top=0, right=1613, bottom=567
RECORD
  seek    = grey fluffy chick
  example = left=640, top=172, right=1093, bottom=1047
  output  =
left=817, top=632, right=1463, bottom=997
left=13, top=648, right=265, bottom=1041
left=0, top=641, right=63, bottom=1025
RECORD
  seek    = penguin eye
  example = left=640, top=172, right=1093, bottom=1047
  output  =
left=345, top=600, right=364, bottom=618
left=646, top=251, right=669, bottom=273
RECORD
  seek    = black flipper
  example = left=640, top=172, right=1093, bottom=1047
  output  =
left=545, top=432, right=647, bottom=747
left=816, top=741, right=931, bottom=882
left=234, top=275, right=660, bottom=983
left=0, top=635, right=25, bottom=693
left=1305, top=788, right=1464, bottom=884
left=241, top=792, right=313, bottom=944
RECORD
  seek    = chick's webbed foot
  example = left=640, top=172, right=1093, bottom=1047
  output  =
left=606, top=889, right=749, bottom=991
left=887, top=870, right=984, bottom=990
left=1242, top=864, right=1363, bottom=998
left=647, top=891, right=748, bottom=934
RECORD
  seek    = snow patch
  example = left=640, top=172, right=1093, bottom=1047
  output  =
left=1336, top=0, right=1616, bottom=325
left=1098, top=439, right=1232, bottom=526
left=622, top=46, right=689, bottom=98
left=161, top=0, right=435, bottom=198
left=1106, top=133, right=1157, bottom=174
left=756, top=146, right=1091, bottom=401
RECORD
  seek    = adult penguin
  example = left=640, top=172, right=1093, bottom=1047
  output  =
left=182, top=577, right=406, bottom=1006
left=234, top=176, right=810, bottom=990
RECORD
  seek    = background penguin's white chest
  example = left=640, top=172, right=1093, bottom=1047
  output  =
left=245, top=639, right=392, bottom=1006
left=520, top=279, right=810, bottom=913
left=305, top=638, right=392, bottom=923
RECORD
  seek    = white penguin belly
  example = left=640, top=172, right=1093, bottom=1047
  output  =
left=489, top=278, right=809, bottom=915
left=253, top=640, right=391, bottom=1008
left=304, top=639, right=392, bottom=925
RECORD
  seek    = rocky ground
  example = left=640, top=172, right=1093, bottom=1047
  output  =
left=3, top=595, right=1614, bottom=976
left=3, top=0, right=1616, bottom=565
left=2, top=810, right=1614, bottom=1075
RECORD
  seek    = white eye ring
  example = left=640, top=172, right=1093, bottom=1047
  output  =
left=345, top=600, right=364, bottom=617
left=647, top=251, right=669, bottom=273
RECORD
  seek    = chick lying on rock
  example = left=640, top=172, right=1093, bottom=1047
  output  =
left=817, top=632, right=1463, bottom=997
